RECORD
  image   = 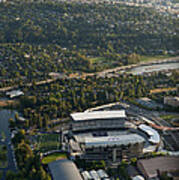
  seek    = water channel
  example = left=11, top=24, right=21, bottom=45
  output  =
left=0, top=109, right=17, bottom=179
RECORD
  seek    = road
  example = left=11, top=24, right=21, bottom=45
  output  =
left=84, top=100, right=179, bottom=131
left=0, top=56, right=178, bottom=93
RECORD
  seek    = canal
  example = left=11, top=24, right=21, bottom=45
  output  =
left=0, top=109, right=17, bottom=180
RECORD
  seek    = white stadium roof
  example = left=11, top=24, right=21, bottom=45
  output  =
left=138, top=124, right=160, bottom=144
left=71, top=110, right=126, bottom=121
left=83, top=134, right=145, bottom=148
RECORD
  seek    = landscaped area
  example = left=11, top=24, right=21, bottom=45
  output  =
left=0, top=144, right=8, bottom=168
left=89, top=57, right=106, bottom=64
left=32, top=133, right=61, bottom=153
left=138, top=55, right=173, bottom=62
left=160, top=114, right=179, bottom=121
left=42, top=152, right=67, bottom=164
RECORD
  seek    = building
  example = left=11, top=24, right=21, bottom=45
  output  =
left=138, top=124, right=160, bottom=144
left=69, top=133, right=145, bottom=162
left=70, top=110, right=128, bottom=132
left=6, top=90, right=24, bottom=98
left=48, top=159, right=82, bottom=180
left=127, top=165, right=140, bottom=179
left=132, top=175, right=145, bottom=180
left=164, top=96, right=179, bottom=108
left=66, top=110, right=161, bottom=163
left=81, top=169, right=109, bottom=180
left=137, top=156, right=179, bottom=179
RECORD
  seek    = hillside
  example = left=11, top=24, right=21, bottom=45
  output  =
left=0, top=1, right=178, bottom=86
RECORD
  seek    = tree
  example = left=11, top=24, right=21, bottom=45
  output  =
left=15, top=140, right=33, bottom=168
left=9, top=118, right=15, bottom=128
left=6, top=170, right=19, bottom=180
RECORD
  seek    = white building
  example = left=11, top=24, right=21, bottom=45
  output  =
left=164, top=96, right=179, bottom=108
left=70, top=133, right=145, bottom=162
left=70, top=110, right=127, bottom=131
left=138, top=124, right=160, bottom=144
left=6, top=90, right=24, bottom=98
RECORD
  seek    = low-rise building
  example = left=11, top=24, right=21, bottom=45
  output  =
left=6, top=90, right=24, bottom=98
left=164, top=96, right=179, bottom=108
left=137, top=156, right=179, bottom=179
left=48, top=159, right=83, bottom=180
left=81, top=169, right=109, bottom=180
left=132, top=175, right=145, bottom=180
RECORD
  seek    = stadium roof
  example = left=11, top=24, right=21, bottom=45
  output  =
left=48, top=159, right=82, bottom=180
left=138, top=124, right=160, bottom=144
left=82, top=134, right=145, bottom=148
left=71, top=110, right=126, bottom=121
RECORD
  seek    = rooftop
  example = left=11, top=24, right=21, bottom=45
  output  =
left=6, top=90, right=24, bottom=98
left=138, top=124, right=160, bottom=144
left=71, top=110, right=126, bottom=121
left=81, top=134, right=145, bottom=148
left=48, top=159, right=82, bottom=180
left=137, top=156, right=179, bottom=179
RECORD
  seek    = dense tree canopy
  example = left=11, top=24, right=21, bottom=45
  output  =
left=0, top=1, right=178, bottom=87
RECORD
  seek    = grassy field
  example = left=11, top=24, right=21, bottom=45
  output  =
left=42, top=152, right=67, bottom=164
left=33, top=133, right=61, bottom=153
left=89, top=54, right=174, bottom=67
left=139, top=55, right=174, bottom=62
left=0, top=145, right=8, bottom=168
left=160, top=114, right=179, bottom=121
left=89, top=57, right=106, bottom=64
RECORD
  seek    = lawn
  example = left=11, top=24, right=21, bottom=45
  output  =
left=90, top=55, right=174, bottom=64
left=89, top=57, right=106, bottom=64
left=160, top=114, right=179, bottom=121
left=33, top=133, right=61, bottom=153
left=89, top=56, right=122, bottom=70
left=89, top=56, right=116, bottom=66
left=42, top=152, right=67, bottom=164
left=139, top=55, right=173, bottom=62
left=0, top=145, right=8, bottom=168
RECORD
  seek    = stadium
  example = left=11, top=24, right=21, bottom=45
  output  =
left=65, top=110, right=161, bottom=162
